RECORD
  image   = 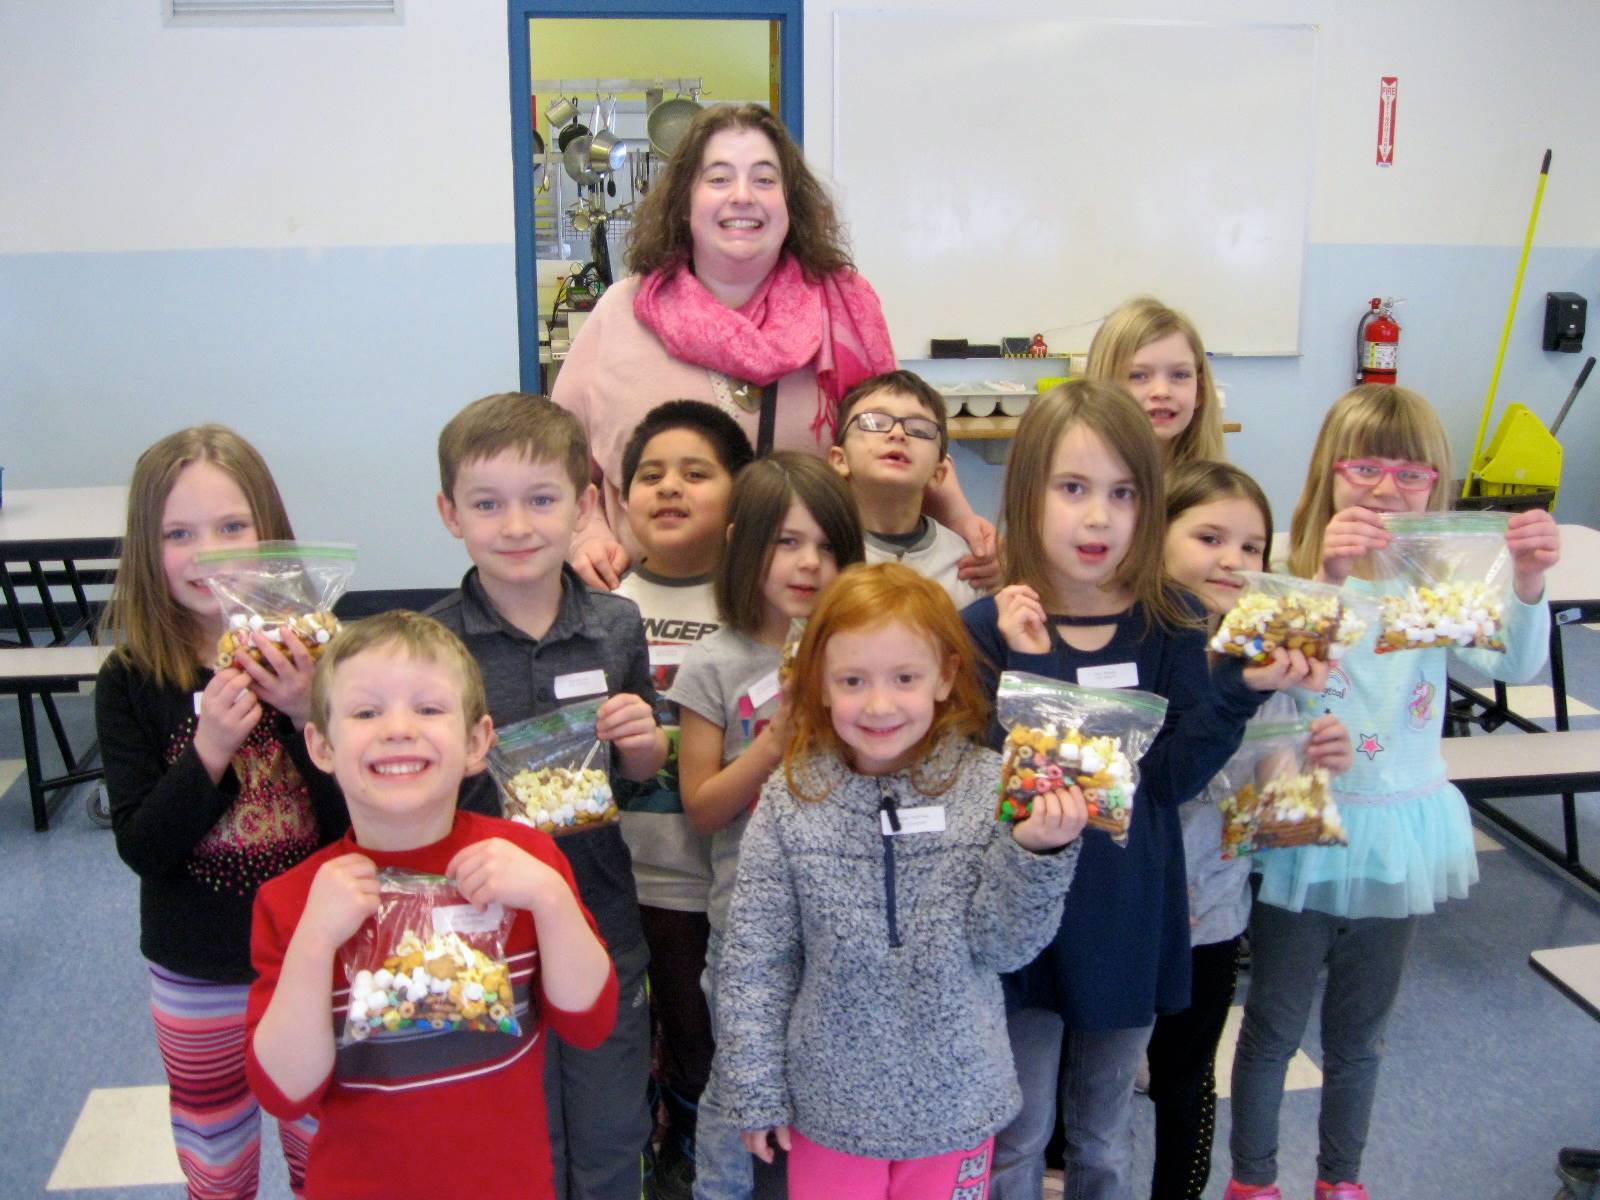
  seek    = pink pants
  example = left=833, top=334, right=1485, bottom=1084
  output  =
left=788, top=1128, right=994, bottom=1200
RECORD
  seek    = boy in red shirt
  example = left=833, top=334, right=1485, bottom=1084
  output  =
left=246, top=611, right=618, bottom=1198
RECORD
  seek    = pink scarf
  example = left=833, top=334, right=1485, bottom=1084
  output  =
left=633, top=254, right=897, bottom=439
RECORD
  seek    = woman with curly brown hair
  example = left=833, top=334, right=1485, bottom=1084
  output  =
left=551, top=103, right=998, bottom=594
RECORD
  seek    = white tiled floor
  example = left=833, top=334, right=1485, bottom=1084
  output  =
left=46, top=1086, right=185, bottom=1190
left=35, top=1001, right=1325, bottom=1194
left=1500, top=685, right=1600, bottom=720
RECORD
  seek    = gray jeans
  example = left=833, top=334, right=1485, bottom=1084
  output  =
left=544, top=936, right=653, bottom=1200
left=991, top=1007, right=1153, bottom=1200
left=694, top=933, right=787, bottom=1200
left=1229, top=901, right=1418, bottom=1187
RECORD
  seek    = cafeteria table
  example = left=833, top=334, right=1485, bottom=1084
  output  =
left=1451, top=524, right=1600, bottom=887
left=0, top=486, right=127, bottom=646
left=0, top=486, right=126, bottom=828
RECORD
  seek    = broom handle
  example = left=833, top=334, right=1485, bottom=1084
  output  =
left=1463, top=149, right=1552, bottom=498
left=1549, top=356, right=1594, bottom=437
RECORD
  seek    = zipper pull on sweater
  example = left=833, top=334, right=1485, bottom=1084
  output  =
left=878, top=781, right=903, bottom=947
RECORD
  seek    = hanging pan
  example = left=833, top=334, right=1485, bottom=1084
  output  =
left=564, top=136, right=602, bottom=186
left=588, top=96, right=628, bottom=175
left=563, top=101, right=604, bottom=186
left=556, top=110, right=590, bottom=152
left=647, top=92, right=702, bottom=159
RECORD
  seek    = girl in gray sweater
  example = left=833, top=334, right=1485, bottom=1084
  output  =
left=717, top=563, right=1087, bottom=1199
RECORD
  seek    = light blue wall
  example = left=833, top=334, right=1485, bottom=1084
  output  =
left=7, top=240, right=1596, bottom=589
left=4, top=244, right=519, bottom=588
left=952, top=243, right=1600, bottom=541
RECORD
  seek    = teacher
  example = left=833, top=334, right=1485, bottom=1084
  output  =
left=552, top=102, right=998, bottom=590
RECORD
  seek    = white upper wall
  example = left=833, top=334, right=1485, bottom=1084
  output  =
left=806, top=0, right=1599, bottom=249
left=5, top=0, right=1597, bottom=256
left=0, top=1, right=512, bottom=253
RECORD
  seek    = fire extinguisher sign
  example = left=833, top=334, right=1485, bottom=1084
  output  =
left=1376, top=76, right=1398, bottom=167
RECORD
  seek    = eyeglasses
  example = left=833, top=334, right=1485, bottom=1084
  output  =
left=1334, top=459, right=1440, bottom=492
left=845, top=410, right=941, bottom=442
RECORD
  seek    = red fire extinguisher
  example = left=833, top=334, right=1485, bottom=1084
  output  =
left=1356, top=297, right=1401, bottom=385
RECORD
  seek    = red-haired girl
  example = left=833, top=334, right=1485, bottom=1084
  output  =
left=714, top=562, right=1086, bottom=1200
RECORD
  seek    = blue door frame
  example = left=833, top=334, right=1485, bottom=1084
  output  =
left=508, top=0, right=804, bottom=392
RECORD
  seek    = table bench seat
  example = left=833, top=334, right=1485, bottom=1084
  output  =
left=1444, top=729, right=1600, bottom=889
left=1444, top=730, right=1600, bottom=800
left=1, top=644, right=113, bottom=830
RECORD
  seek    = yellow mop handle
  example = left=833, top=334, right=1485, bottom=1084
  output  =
left=1463, top=149, right=1552, bottom=498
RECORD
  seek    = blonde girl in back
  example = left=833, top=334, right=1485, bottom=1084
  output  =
left=1087, top=296, right=1225, bottom=468
left=95, top=425, right=348, bottom=1199
left=1225, top=385, right=1560, bottom=1200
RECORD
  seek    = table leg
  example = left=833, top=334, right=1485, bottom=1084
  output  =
left=28, top=560, right=67, bottom=644
left=16, top=694, right=49, bottom=832
left=1550, top=621, right=1581, bottom=867
left=40, top=692, right=76, bottom=769
left=64, top=559, right=97, bottom=644
left=1, top=562, right=32, bottom=648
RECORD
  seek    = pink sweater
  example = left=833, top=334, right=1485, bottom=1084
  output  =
left=550, top=275, right=830, bottom=557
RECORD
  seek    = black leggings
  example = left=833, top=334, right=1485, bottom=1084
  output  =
left=1146, top=936, right=1242, bottom=1200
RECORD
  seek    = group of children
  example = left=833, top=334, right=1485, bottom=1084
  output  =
left=94, top=294, right=1562, bottom=1200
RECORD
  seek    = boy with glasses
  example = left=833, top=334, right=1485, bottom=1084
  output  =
left=828, top=370, right=987, bottom=609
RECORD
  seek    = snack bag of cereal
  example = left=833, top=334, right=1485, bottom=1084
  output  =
left=338, top=869, right=523, bottom=1046
left=489, top=700, right=617, bottom=836
left=1367, top=512, right=1512, bottom=655
left=1210, top=571, right=1372, bottom=665
left=197, top=542, right=356, bottom=670
left=1215, top=718, right=1346, bottom=859
left=995, top=672, right=1168, bottom=847
left=778, top=618, right=806, bottom=686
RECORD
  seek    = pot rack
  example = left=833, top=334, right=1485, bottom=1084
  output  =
left=531, top=76, right=703, bottom=99
left=531, top=77, right=703, bottom=265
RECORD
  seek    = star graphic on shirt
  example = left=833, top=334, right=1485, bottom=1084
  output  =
left=1357, top=732, right=1385, bottom=760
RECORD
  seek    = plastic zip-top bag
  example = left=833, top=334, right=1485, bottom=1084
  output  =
left=1368, top=512, right=1512, bottom=654
left=197, top=542, right=356, bottom=669
left=1209, top=571, right=1372, bottom=665
left=338, top=868, right=522, bottom=1045
left=994, top=671, right=1169, bottom=847
left=489, top=700, right=617, bottom=836
left=778, top=617, right=806, bottom=686
left=1216, top=718, right=1346, bottom=859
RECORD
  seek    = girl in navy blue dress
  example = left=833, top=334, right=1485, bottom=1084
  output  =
left=963, top=381, right=1316, bottom=1200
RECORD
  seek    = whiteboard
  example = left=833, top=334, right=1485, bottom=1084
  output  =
left=832, top=15, right=1316, bottom=356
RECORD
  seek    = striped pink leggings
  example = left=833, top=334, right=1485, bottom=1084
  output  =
left=148, top=963, right=317, bottom=1199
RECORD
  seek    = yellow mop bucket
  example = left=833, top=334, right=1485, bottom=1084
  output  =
left=1466, top=403, right=1563, bottom=502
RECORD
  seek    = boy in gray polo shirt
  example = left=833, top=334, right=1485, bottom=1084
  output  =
left=429, top=392, right=668, bottom=1200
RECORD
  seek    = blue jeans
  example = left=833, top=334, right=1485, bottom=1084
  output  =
left=1229, top=902, right=1417, bottom=1187
left=991, top=1007, right=1153, bottom=1200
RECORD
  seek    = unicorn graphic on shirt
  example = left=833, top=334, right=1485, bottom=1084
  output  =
left=1408, top=678, right=1436, bottom=730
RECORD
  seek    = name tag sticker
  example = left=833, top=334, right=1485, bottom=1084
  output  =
left=649, top=643, right=689, bottom=668
left=554, top=668, right=608, bottom=700
left=882, top=805, right=947, bottom=836
left=745, top=669, right=782, bottom=711
left=433, top=902, right=506, bottom=934
left=1077, top=662, right=1139, bottom=689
